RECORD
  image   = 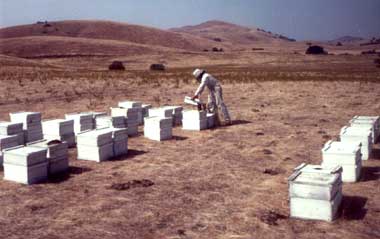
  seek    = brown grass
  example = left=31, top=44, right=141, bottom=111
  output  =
left=0, top=50, right=379, bottom=239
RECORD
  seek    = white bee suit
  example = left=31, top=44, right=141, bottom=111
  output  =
left=194, top=73, right=231, bottom=123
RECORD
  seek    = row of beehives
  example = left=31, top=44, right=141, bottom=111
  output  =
left=289, top=116, right=379, bottom=222
left=0, top=100, right=217, bottom=184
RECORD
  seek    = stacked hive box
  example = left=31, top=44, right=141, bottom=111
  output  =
left=3, top=146, right=48, bottom=184
left=65, top=113, right=94, bottom=135
left=118, top=101, right=144, bottom=125
left=207, top=113, right=216, bottom=128
left=322, top=140, right=362, bottom=182
left=85, top=111, right=107, bottom=119
left=340, top=126, right=372, bottom=160
left=349, top=116, right=379, bottom=143
left=142, top=104, right=152, bottom=119
left=76, top=129, right=114, bottom=162
left=42, top=119, right=75, bottom=148
left=149, top=107, right=173, bottom=119
left=288, top=163, right=343, bottom=222
left=28, top=140, right=69, bottom=175
left=83, top=111, right=108, bottom=126
left=144, top=117, right=173, bottom=141
left=95, top=116, right=127, bottom=129
left=0, top=121, right=24, bottom=145
left=111, top=128, right=128, bottom=156
left=111, top=107, right=139, bottom=136
left=10, top=112, right=43, bottom=143
left=0, top=135, right=20, bottom=165
left=164, top=106, right=183, bottom=126
left=182, top=110, right=208, bottom=131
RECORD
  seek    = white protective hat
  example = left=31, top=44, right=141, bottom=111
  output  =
left=193, top=68, right=205, bottom=79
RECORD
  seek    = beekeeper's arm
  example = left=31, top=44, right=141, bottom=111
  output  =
left=192, top=77, right=207, bottom=99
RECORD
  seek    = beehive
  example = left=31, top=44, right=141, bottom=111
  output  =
left=288, top=163, right=343, bottom=222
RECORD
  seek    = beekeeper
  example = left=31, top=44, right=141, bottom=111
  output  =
left=191, top=69, right=231, bottom=125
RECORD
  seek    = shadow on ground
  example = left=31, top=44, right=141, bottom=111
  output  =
left=232, top=119, right=252, bottom=125
left=371, top=147, right=380, bottom=160
left=360, top=166, right=380, bottom=182
left=341, top=196, right=368, bottom=220
left=109, top=149, right=148, bottom=161
left=47, top=166, right=92, bottom=183
left=172, top=135, right=188, bottom=141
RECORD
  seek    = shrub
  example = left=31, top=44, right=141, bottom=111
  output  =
left=306, top=45, right=327, bottom=55
left=150, top=64, right=165, bottom=71
left=109, top=61, right=125, bottom=70
left=361, top=50, right=377, bottom=55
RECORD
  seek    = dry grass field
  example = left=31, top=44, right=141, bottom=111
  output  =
left=1, top=19, right=380, bottom=239
left=0, top=49, right=380, bottom=239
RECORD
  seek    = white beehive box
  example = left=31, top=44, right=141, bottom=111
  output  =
left=350, top=115, right=379, bottom=133
left=0, top=135, right=20, bottom=165
left=288, top=163, right=343, bottom=222
left=111, top=107, right=139, bottom=121
left=148, top=108, right=174, bottom=118
left=142, top=104, right=152, bottom=118
left=0, top=135, right=20, bottom=151
left=118, top=101, right=142, bottom=109
left=42, top=119, right=74, bottom=136
left=24, top=127, right=43, bottom=143
left=84, top=111, right=108, bottom=119
left=3, top=146, right=48, bottom=184
left=182, top=110, right=208, bottom=131
left=44, top=133, right=76, bottom=148
left=117, top=101, right=144, bottom=125
left=76, top=129, right=113, bottom=147
left=0, top=121, right=23, bottom=135
left=96, top=116, right=126, bottom=129
left=110, top=107, right=140, bottom=136
left=144, top=117, right=173, bottom=141
left=163, top=106, right=183, bottom=126
left=321, top=140, right=362, bottom=182
left=10, top=112, right=43, bottom=143
left=77, top=143, right=114, bottom=162
left=0, top=121, right=25, bottom=145
left=340, top=126, right=372, bottom=160
left=28, top=140, right=69, bottom=175
left=349, top=116, right=379, bottom=143
left=111, top=128, right=128, bottom=156
left=42, top=119, right=75, bottom=147
left=76, top=129, right=114, bottom=162
left=65, top=113, right=94, bottom=134
left=9, top=112, right=41, bottom=126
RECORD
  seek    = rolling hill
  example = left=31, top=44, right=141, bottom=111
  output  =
left=170, top=20, right=296, bottom=47
left=0, top=20, right=215, bottom=51
left=0, top=19, right=298, bottom=59
left=329, top=36, right=365, bottom=44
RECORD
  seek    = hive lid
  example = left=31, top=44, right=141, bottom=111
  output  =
left=289, top=163, right=342, bottom=186
left=65, top=112, right=93, bottom=119
left=118, top=101, right=142, bottom=108
left=4, top=145, right=47, bottom=156
left=322, top=140, right=361, bottom=154
left=340, top=126, right=371, bottom=136
left=77, top=128, right=112, bottom=137
left=43, top=119, right=74, bottom=125
left=0, top=121, right=23, bottom=128
left=352, top=115, right=379, bottom=121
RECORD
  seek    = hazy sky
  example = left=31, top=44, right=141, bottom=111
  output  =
left=0, top=0, right=379, bottom=41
